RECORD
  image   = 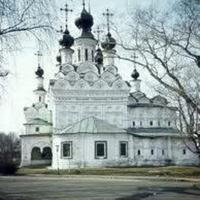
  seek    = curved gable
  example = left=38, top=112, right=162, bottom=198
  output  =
left=105, top=65, right=118, bottom=75
left=77, top=62, right=98, bottom=74
left=93, top=79, right=110, bottom=90
left=74, top=79, right=90, bottom=90
left=53, top=79, right=71, bottom=90
left=101, top=71, right=117, bottom=85
left=62, top=64, right=75, bottom=75
left=112, top=79, right=130, bottom=90
left=84, top=71, right=99, bottom=83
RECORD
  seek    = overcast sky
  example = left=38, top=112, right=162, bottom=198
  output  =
left=0, top=0, right=174, bottom=133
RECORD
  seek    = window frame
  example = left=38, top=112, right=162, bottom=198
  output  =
left=95, top=141, right=107, bottom=159
left=119, top=141, right=128, bottom=158
left=61, top=141, right=73, bottom=159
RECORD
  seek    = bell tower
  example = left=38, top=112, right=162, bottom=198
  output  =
left=73, top=0, right=97, bottom=64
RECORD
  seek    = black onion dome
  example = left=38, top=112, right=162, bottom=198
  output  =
left=95, top=48, right=103, bottom=65
left=59, top=26, right=74, bottom=48
left=131, top=69, right=140, bottom=80
left=35, top=66, right=44, bottom=78
left=101, top=32, right=116, bottom=50
left=75, top=8, right=94, bottom=38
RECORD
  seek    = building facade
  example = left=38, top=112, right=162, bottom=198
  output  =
left=20, top=3, right=199, bottom=168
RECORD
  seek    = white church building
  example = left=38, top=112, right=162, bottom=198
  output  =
left=20, top=3, right=199, bottom=169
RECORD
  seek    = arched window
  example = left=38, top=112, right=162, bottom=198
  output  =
left=78, top=49, right=81, bottom=61
left=31, top=147, right=41, bottom=160
left=85, top=49, right=88, bottom=61
left=42, top=147, right=52, bottom=160
left=137, top=150, right=141, bottom=155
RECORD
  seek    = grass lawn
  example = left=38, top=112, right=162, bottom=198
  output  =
left=17, top=165, right=200, bottom=178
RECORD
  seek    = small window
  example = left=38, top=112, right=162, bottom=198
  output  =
left=62, top=142, right=72, bottom=158
left=120, top=142, right=128, bottom=157
left=95, top=141, right=107, bottom=159
left=183, top=149, right=186, bottom=155
left=35, top=127, right=39, bottom=132
left=168, top=121, right=171, bottom=126
left=150, top=121, right=153, bottom=126
left=158, top=121, right=160, bottom=126
left=140, top=121, right=142, bottom=126
left=162, top=149, right=165, bottom=155
left=137, top=150, right=141, bottom=155
left=85, top=49, right=88, bottom=61
left=133, top=121, right=135, bottom=127
left=151, top=149, right=154, bottom=155
left=39, top=96, right=41, bottom=102
left=78, top=49, right=81, bottom=61
left=45, top=104, right=48, bottom=108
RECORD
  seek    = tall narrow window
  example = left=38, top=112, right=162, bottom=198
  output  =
left=62, top=142, right=72, bottom=158
left=133, top=121, right=135, bottom=127
left=168, top=121, right=171, bottom=126
left=92, top=50, right=94, bottom=61
left=137, top=150, right=141, bottom=155
left=120, top=142, right=128, bottom=157
left=78, top=49, right=81, bottom=61
left=158, top=121, right=160, bottom=126
left=183, top=149, right=186, bottom=155
left=162, top=149, right=165, bottom=155
left=95, top=141, right=107, bottom=159
left=39, top=96, right=41, bottom=102
left=85, top=49, right=88, bottom=61
left=150, top=121, right=153, bottom=126
left=140, top=121, right=142, bottom=126
left=151, top=149, right=154, bottom=155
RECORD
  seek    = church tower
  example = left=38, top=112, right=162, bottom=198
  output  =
left=73, top=0, right=97, bottom=64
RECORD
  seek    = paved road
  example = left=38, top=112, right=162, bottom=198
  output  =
left=0, top=176, right=200, bottom=200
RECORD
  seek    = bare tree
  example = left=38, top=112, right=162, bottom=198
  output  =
left=0, top=0, right=56, bottom=78
left=117, top=0, right=200, bottom=155
left=0, top=132, right=20, bottom=174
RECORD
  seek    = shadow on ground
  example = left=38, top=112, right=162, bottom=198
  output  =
left=116, top=185, right=200, bottom=200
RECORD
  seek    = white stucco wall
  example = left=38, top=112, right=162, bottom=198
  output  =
left=20, top=135, right=52, bottom=167
left=128, top=106, right=177, bottom=128
left=51, top=133, right=199, bottom=169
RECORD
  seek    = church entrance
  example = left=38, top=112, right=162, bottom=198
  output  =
left=31, top=146, right=52, bottom=166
